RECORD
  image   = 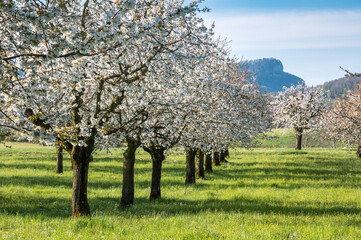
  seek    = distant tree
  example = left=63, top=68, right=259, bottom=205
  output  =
left=55, top=139, right=64, bottom=174
left=323, top=83, right=361, bottom=157
left=195, top=149, right=205, bottom=179
left=212, top=150, right=220, bottom=166
left=271, top=84, right=325, bottom=150
left=219, top=149, right=228, bottom=163
left=204, top=153, right=213, bottom=172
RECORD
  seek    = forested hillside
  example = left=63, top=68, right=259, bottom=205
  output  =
left=246, top=58, right=360, bottom=96
left=245, top=58, right=304, bottom=92
left=321, top=76, right=361, bottom=99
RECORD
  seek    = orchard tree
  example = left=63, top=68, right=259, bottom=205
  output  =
left=114, top=37, right=270, bottom=196
left=177, top=59, right=271, bottom=183
left=112, top=38, right=228, bottom=201
left=271, top=84, right=325, bottom=150
left=0, top=0, right=215, bottom=216
left=323, top=83, right=361, bottom=157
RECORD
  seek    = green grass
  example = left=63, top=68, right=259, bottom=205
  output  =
left=258, top=128, right=352, bottom=149
left=1, top=143, right=361, bottom=239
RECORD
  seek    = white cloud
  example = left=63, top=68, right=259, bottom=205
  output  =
left=202, top=10, right=361, bottom=50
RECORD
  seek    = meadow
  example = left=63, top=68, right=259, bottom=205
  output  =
left=1, top=141, right=361, bottom=239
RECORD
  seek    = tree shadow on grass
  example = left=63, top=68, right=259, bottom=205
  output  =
left=0, top=175, right=120, bottom=190
left=2, top=148, right=361, bottom=219
left=2, top=184, right=361, bottom=220
left=0, top=162, right=57, bottom=171
left=0, top=195, right=71, bottom=219
left=2, top=162, right=361, bottom=195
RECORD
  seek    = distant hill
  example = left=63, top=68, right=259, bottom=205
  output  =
left=245, top=58, right=304, bottom=92
left=321, top=76, right=361, bottom=99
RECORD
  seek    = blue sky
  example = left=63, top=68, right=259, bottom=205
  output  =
left=200, top=0, right=361, bottom=11
left=197, top=0, right=361, bottom=86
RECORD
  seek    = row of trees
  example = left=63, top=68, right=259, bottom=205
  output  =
left=1, top=0, right=359, bottom=218
left=323, top=72, right=361, bottom=157
left=0, top=0, right=270, bottom=217
left=272, top=80, right=361, bottom=155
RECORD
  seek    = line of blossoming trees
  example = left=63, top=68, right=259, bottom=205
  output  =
left=0, top=0, right=360, bottom=218
left=271, top=76, right=361, bottom=156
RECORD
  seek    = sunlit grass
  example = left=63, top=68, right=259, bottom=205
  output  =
left=1, top=143, right=361, bottom=239
left=258, top=128, right=352, bottom=149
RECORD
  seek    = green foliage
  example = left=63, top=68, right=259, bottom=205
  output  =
left=1, top=143, right=361, bottom=239
left=322, top=76, right=361, bottom=99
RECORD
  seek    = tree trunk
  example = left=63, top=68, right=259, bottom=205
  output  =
left=70, top=145, right=93, bottom=218
left=205, top=153, right=213, bottom=172
left=196, top=149, right=205, bottom=179
left=56, top=145, right=63, bottom=174
left=213, top=151, right=220, bottom=166
left=144, top=146, right=165, bottom=201
left=119, top=138, right=139, bottom=207
left=185, top=149, right=196, bottom=184
left=220, top=150, right=228, bottom=163
left=357, top=145, right=361, bottom=158
left=295, top=128, right=303, bottom=150
left=225, top=148, right=229, bottom=158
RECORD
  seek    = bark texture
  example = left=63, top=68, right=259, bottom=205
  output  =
left=119, top=138, right=139, bottom=207
left=144, top=146, right=165, bottom=201
left=357, top=145, right=361, bottom=158
left=205, top=153, right=213, bottom=172
left=213, top=151, right=220, bottom=166
left=295, top=128, right=303, bottom=150
left=70, top=144, right=93, bottom=218
left=56, top=145, right=63, bottom=174
left=196, top=149, right=205, bottom=179
left=185, top=149, right=197, bottom=184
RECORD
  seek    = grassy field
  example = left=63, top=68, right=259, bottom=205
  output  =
left=258, top=128, right=351, bottom=149
left=1, top=142, right=361, bottom=239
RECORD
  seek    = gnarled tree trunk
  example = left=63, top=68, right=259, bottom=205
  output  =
left=144, top=146, right=165, bottom=201
left=185, top=149, right=196, bottom=184
left=56, top=145, right=63, bottom=174
left=70, top=144, right=94, bottom=218
left=196, top=149, right=205, bottom=179
left=357, top=145, right=361, bottom=158
left=119, top=138, right=139, bottom=207
left=213, top=151, right=220, bottom=166
left=205, top=153, right=213, bottom=172
left=295, top=128, right=303, bottom=150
